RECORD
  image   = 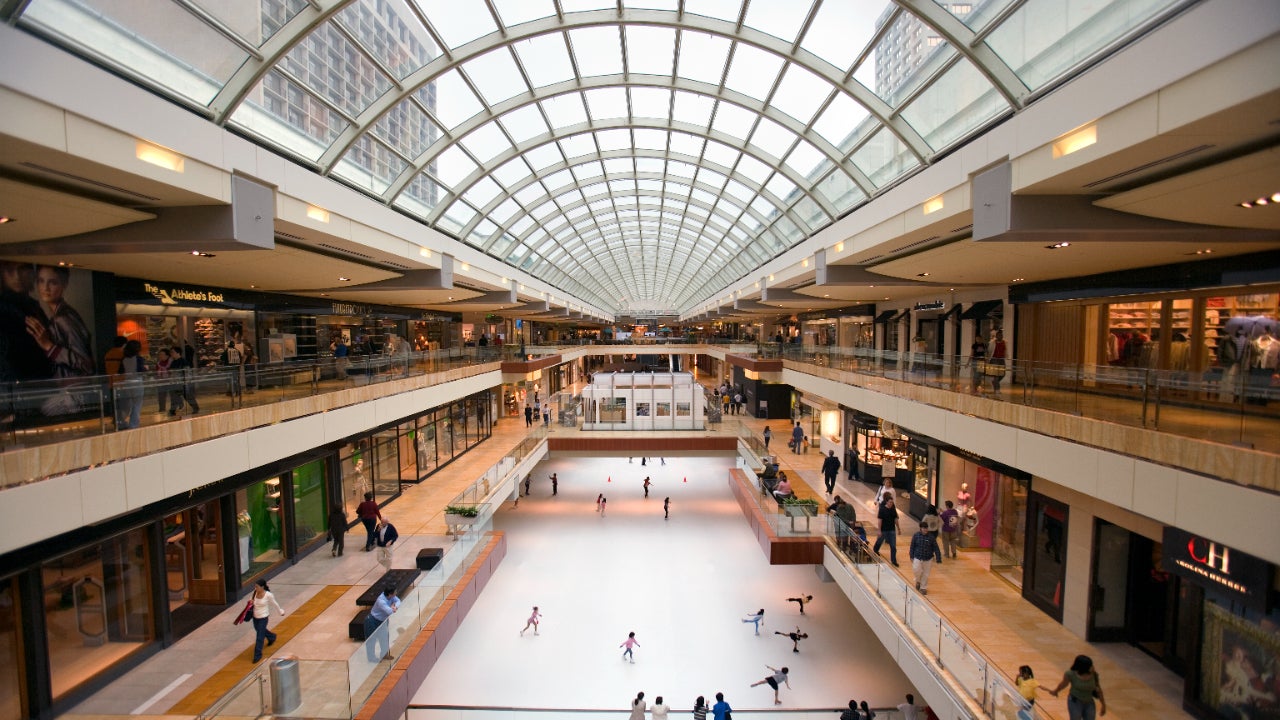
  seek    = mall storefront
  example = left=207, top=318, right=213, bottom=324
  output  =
left=0, top=391, right=491, bottom=718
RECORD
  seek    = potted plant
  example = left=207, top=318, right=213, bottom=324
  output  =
left=780, top=496, right=819, bottom=516
left=444, top=504, right=480, bottom=530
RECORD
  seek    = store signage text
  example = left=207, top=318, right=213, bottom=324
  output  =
left=914, top=300, right=945, bottom=311
left=332, top=302, right=372, bottom=316
left=1162, top=527, right=1268, bottom=608
left=145, top=282, right=224, bottom=305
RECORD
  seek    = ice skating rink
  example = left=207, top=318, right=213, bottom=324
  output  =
left=411, top=454, right=914, bottom=712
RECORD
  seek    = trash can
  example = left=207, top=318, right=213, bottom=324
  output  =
left=270, top=655, right=301, bottom=715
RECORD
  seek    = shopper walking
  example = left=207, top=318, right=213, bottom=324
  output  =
left=910, top=528, right=937, bottom=594
left=790, top=421, right=804, bottom=453
left=115, top=339, right=146, bottom=430
left=742, top=608, right=765, bottom=635
left=750, top=665, right=791, bottom=705
left=1048, top=655, right=1105, bottom=720
left=524, top=404, right=533, bottom=427
left=520, top=606, right=542, bottom=636
left=939, top=500, right=960, bottom=559
left=821, top=450, right=841, bottom=494
left=628, top=692, right=646, bottom=720
left=762, top=426, right=772, bottom=450
left=873, top=494, right=901, bottom=566
left=328, top=504, right=347, bottom=557
left=619, top=631, right=640, bottom=662
left=988, top=329, right=1008, bottom=392
left=222, top=341, right=243, bottom=406
left=374, top=517, right=399, bottom=571
left=922, top=504, right=943, bottom=563
left=248, top=579, right=284, bottom=663
left=363, top=585, right=400, bottom=662
left=357, top=492, right=381, bottom=552
left=1016, top=665, right=1039, bottom=711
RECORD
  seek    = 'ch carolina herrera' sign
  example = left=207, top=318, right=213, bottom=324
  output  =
left=1162, top=527, right=1270, bottom=610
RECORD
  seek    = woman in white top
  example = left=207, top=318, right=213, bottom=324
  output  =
left=250, top=579, right=285, bottom=662
left=627, top=691, right=647, bottom=720
left=650, top=695, right=670, bottom=719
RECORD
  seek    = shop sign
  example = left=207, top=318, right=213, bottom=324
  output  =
left=145, top=281, right=225, bottom=305
left=332, top=301, right=372, bottom=316
left=1162, top=527, right=1269, bottom=609
left=914, top=300, right=945, bottom=311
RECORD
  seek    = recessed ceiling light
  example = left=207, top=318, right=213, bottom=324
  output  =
left=1012, top=278, right=1025, bottom=282
left=823, top=294, right=829, bottom=298
left=190, top=251, right=215, bottom=258
left=57, top=261, right=74, bottom=267
left=917, top=272, right=930, bottom=277
left=1045, top=242, right=1071, bottom=249
left=339, top=276, right=350, bottom=281
left=249, top=284, right=257, bottom=288
left=0, top=216, right=13, bottom=224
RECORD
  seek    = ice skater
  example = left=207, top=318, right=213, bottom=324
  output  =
left=619, top=631, right=640, bottom=662
left=774, top=626, right=808, bottom=653
left=750, top=665, right=791, bottom=705
left=787, top=594, right=813, bottom=615
left=520, top=606, right=542, bottom=636
left=600, top=496, right=607, bottom=516
left=643, top=476, right=651, bottom=498
left=597, top=493, right=603, bottom=512
left=550, top=472, right=558, bottom=496
left=742, top=608, right=765, bottom=635
left=523, top=474, right=531, bottom=496
left=663, top=497, right=670, bottom=519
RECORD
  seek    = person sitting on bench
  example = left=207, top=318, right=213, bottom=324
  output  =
left=772, top=477, right=794, bottom=501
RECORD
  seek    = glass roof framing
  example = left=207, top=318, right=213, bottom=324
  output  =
left=12, top=0, right=1192, bottom=314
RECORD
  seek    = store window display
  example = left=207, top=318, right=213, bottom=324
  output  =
left=237, top=480, right=283, bottom=583
left=0, top=576, right=23, bottom=719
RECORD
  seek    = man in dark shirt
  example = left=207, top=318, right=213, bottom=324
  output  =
left=873, top=495, right=901, bottom=566
left=821, top=450, right=841, bottom=494
left=910, top=529, right=938, bottom=594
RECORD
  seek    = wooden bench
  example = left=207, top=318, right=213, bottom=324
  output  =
left=351, top=568, right=421, bottom=641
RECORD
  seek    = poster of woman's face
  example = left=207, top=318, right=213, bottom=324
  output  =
left=1202, top=603, right=1280, bottom=720
left=0, top=262, right=96, bottom=384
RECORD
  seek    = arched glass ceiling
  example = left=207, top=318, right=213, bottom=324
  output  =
left=14, top=0, right=1189, bottom=314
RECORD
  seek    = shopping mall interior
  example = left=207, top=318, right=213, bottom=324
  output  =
left=0, top=1, right=1278, bottom=719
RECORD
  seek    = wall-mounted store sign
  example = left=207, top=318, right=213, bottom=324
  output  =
left=914, top=300, right=945, bottom=311
left=1162, top=527, right=1270, bottom=609
left=145, top=281, right=225, bottom=305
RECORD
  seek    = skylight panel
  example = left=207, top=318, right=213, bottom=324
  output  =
left=431, top=145, right=479, bottom=187
left=668, top=132, right=705, bottom=159
left=584, top=87, right=630, bottom=121
left=464, top=47, right=528, bottom=105
left=430, top=70, right=484, bottom=130
left=540, top=94, right=590, bottom=129
left=491, top=158, right=533, bottom=187
left=499, top=104, right=551, bottom=145
left=700, top=140, right=739, bottom=171
left=770, top=63, right=832, bottom=126
left=710, top=102, right=756, bottom=142
left=569, top=27, right=625, bottom=77
left=559, top=134, right=597, bottom=161
left=743, top=0, right=812, bottom=44
left=462, top=176, right=503, bottom=208
left=784, top=139, right=825, bottom=179
left=683, top=0, right=743, bottom=24
left=723, top=43, right=784, bottom=101
left=629, top=88, right=672, bottom=121
left=797, top=0, right=879, bottom=74
left=459, top=120, right=511, bottom=164
left=812, top=92, right=871, bottom=150
left=672, top=91, right=715, bottom=129
left=625, top=26, right=676, bottom=77
left=521, top=142, right=563, bottom=172
left=633, top=129, right=669, bottom=152
left=675, top=31, right=731, bottom=87
left=493, top=0, right=557, bottom=27
left=595, top=129, right=631, bottom=152
left=418, top=0, right=498, bottom=49
left=515, top=33, right=576, bottom=88
left=749, top=117, right=795, bottom=161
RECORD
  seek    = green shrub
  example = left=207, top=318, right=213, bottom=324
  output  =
left=445, top=505, right=480, bottom=517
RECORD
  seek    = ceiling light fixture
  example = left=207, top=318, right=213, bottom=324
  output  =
left=1012, top=277, right=1025, bottom=282
left=835, top=242, right=844, bottom=252
left=1239, top=192, right=1280, bottom=208
left=1045, top=242, right=1071, bottom=249
left=306, top=205, right=330, bottom=223
left=0, top=216, right=13, bottom=224
left=190, top=251, right=215, bottom=258
left=917, top=272, right=930, bottom=277
left=339, top=276, right=350, bottom=281
left=1052, top=125, right=1097, bottom=158
left=136, top=142, right=184, bottom=172
left=923, top=196, right=944, bottom=214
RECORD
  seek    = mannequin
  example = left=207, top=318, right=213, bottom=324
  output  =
left=962, top=505, right=980, bottom=537
left=1255, top=328, right=1278, bottom=370
left=956, top=482, right=972, bottom=514
left=1218, top=319, right=1256, bottom=402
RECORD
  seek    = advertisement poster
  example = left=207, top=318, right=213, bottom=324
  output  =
left=1200, top=602, right=1280, bottom=719
left=1, top=262, right=99, bottom=417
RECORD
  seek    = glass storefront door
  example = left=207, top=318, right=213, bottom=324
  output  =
left=237, top=480, right=284, bottom=583
left=1023, top=492, right=1068, bottom=621
left=290, top=459, right=329, bottom=550
left=0, top=576, right=23, bottom=720
left=44, top=527, right=155, bottom=702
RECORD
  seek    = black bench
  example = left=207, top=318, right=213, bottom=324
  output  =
left=416, top=547, right=443, bottom=571
left=355, top=568, right=421, bottom=606
left=349, top=609, right=372, bottom=640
